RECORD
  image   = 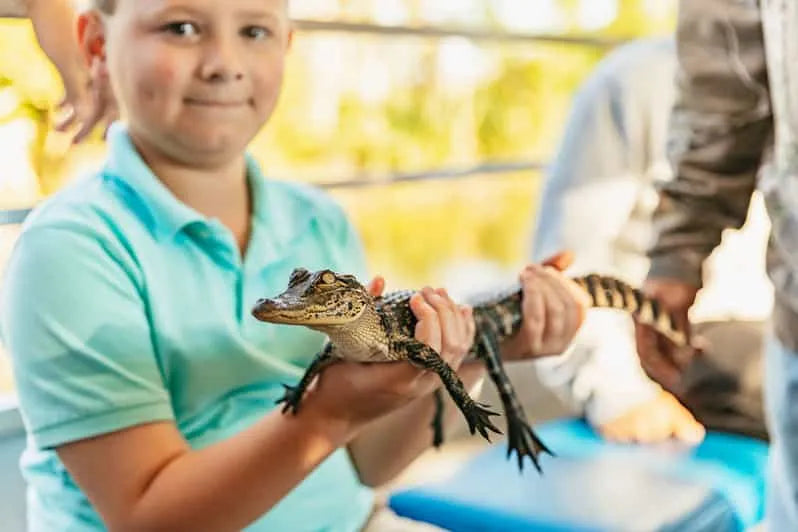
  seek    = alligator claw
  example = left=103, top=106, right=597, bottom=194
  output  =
left=275, top=383, right=303, bottom=415
left=465, top=402, right=502, bottom=442
left=505, top=413, right=552, bottom=473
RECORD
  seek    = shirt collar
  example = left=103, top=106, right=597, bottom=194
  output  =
left=103, top=122, right=269, bottom=240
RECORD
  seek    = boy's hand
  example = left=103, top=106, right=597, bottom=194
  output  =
left=503, top=251, right=592, bottom=360
left=634, top=279, right=699, bottom=393
left=598, top=390, right=705, bottom=445
left=303, top=278, right=476, bottom=435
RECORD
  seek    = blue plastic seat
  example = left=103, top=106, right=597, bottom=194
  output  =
left=389, top=418, right=768, bottom=531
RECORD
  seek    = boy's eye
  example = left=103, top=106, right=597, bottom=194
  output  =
left=163, top=21, right=200, bottom=37
left=242, top=26, right=272, bottom=40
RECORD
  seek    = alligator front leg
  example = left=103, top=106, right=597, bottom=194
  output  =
left=394, top=338, right=501, bottom=441
left=477, top=322, right=552, bottom=472
left=276, top=344, right=336, bottom=415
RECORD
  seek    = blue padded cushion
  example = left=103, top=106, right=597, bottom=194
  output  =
left=389, top=418, right=768, bottom=531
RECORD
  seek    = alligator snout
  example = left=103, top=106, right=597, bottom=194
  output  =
left=252, top=298, right=279, bottom=318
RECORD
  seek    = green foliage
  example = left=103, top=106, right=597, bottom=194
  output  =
left=1, top=1, right=677, bottom=287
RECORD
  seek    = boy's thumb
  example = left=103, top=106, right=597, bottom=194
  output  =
left=542, top=250, right=574, bottom=272
left=366, top=276, right=385, bottom=297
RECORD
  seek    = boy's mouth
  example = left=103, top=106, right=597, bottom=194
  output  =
left=184, top=98, right=250, bottom=108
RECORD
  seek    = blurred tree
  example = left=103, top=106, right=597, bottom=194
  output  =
left=0, top=0, right=677, bottom=285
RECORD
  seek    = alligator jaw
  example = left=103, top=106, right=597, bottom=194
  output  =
left=251, top=297, right=364, bottom=326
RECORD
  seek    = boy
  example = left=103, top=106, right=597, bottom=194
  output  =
left=0, top=1, right=590, bottom=530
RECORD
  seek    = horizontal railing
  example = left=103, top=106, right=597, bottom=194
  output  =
left=0, top=160, right=547, bottom=224
left=0, top=209, right=30, bottom=226
left=292, top=19, right=623, bottom=48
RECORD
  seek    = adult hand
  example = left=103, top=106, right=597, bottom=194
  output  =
left=597, top=390, right=705, bottom=445
left=503, top=251, right=592, bottom=360
left=634, top=279, right=699, bottom=393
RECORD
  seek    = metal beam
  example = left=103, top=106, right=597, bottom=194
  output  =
left=0, top=162, right=546, bottom=221
left=292, top=19, right=623, bottom=48
left=0, top=209, right=30, bottom=226
left=315, top=160, right=546, bottom=189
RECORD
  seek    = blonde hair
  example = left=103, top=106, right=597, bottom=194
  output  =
left=87, top=0, right=289, bottom=15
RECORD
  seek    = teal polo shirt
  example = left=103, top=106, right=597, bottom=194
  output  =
left=0, top=123, right=374, bottom=531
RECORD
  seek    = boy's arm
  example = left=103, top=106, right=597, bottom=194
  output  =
left=57, top=405, right=352, bottom=532
left=346, top=362, right=484, bottom=488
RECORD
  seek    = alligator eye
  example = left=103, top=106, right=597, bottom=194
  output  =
left=321, top=272, right=336, bottom=284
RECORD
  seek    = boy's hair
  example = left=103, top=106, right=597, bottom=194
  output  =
left=89, top=0, right=289, bottom=15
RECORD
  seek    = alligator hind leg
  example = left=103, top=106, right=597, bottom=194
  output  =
left=477, top=323, right=552, bottom=472
left=395, top=339, right=501, bottom=441
left=276, top=344, right=336, bottom=415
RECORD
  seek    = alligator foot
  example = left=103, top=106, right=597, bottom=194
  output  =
left=464, top=401, right=502, bottom=441
left=275, top=383, right=304, bottom=415
left=505, top=412, right=552, bottom=473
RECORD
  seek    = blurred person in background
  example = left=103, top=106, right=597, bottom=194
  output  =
left=633, top=1, right=798, bottom=527
left=1, top=0, right=116, bottom=143
left=531, top=36, right=770, bottom=444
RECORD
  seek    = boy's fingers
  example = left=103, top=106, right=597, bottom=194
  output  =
left=423, top=288, right=460, bottom=361
left=411, top=291, right=442, bottom=354
left=366, top=276, right=385, bottom=297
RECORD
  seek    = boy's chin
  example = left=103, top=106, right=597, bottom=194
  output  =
left=173, top=131, right=255, bottom=166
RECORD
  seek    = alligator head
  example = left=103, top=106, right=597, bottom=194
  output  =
left=252, top=268, right=373, bottom=327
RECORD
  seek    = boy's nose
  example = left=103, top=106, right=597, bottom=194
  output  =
left=199, top=40, right=245, bottom=82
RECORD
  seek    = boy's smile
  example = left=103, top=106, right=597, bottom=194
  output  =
left=84, top=0, right=292, bottom=169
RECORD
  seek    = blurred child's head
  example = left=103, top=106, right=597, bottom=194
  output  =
left=79, top=0, right=292, bottom=169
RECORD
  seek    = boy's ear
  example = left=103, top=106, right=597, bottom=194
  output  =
left=76, top=11, right=107, bottom=67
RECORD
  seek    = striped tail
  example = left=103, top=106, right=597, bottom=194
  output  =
left=572, top=274, right=688, bottom=347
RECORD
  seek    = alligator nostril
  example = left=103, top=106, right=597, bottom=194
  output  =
left=253, top=298, right=276, bottom=311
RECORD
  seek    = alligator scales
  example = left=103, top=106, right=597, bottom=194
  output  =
left=251, top=268, right=689, bottom=472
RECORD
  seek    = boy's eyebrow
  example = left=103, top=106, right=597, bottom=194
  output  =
left=138, top=2, right=285, bottom=19
left=138, top=3, right=206, bottom=20
left=235, top=9, right=283, bottom=23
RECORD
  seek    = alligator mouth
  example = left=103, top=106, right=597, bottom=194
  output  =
left=251, top=297, right=361, bottom=325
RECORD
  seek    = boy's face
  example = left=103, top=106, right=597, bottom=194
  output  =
left=91, top=0, right=291, bottom=167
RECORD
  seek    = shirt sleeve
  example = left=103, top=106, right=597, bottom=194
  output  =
left=534, top=312, right=660, bottom=426
left=649, top=0, right=771, bottom=286
left=0, top=224, right=174, bottom=450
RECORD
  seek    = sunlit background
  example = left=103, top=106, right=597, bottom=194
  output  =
left=0, top=0, right=677, bottom=394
